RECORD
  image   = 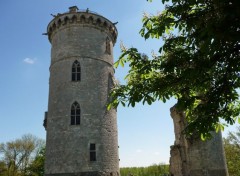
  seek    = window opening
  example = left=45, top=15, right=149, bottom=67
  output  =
left=71, top=102, right=80, bottom=125
left=90, top=143, right=96, bottom=161
left=106, top=37, right=111, bottom=55
left=107, top=73, right=113, bottom=103
left=72, top=60, right=81, bottom=81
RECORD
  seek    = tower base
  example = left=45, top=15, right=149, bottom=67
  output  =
left=189, top=169, right=229, bottom=176
left=45, top=171, right=119, bottom=176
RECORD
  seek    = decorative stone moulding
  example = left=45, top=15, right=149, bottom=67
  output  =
left=47, top=10, right=118, bottom=44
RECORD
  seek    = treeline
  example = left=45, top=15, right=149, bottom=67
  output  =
left=120, top=164, right=169, bottom=176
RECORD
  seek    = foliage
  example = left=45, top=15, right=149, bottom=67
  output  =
left=224, top=126, right=240, bottom=176
left=0, top=134, right=45, bottom=176
left=109, top=0, right=240, bottom=138
left=0, top=161, right=7, bottom=176
left=27, top=146, right=45, bottom=176
left=120, top=164, right=169, bottom=176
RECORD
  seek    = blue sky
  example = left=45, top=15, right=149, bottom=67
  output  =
left=0, top=0, right=238, bottom=167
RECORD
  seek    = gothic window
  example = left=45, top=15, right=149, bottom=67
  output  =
left=107, top=73, right=115, bottom=103
left=108, top=73, right=114, bottom=94
left=71, top=101, right=80, bottom=125
left=72, top=60, right=81, bottom=81
left=90, top=143, right=96, bottom=161
left=105, top=37, right=111, bottom=55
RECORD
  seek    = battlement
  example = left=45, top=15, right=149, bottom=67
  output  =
left=47, top=7, right=118, bottom=44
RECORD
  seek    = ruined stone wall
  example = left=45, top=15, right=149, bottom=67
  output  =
left=169, top=106, right=189, bottom=176
left=45, top=7, right=119, bottom=176
left=188, top=132, right=228, bottom=176
left=170, top=105, right=229, bottom=176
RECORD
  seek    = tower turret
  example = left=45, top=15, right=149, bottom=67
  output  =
left=44, top=7, right=119, bottom=176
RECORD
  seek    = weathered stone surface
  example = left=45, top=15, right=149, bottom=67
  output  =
left=170, top=105, right=229, bottom=176
left=45, top=7, right=119, bottom=176
left=45, top=171, right=119, bottom=176
left=169, top=106, right=188, bottom=176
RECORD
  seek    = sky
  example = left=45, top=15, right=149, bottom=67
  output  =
left=0, top=0, right=238, bottom=168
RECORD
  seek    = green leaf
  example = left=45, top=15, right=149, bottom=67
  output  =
left=119, top=59, right=125, bottom=67
left=147, top=97, right=152, bottom=105
left=121, top=101, right=126, bottom=107
left=216, top=123, right=221, bottom=133
left=114, top=60, right=120, bottom=68
left=201, top=133, right=206, bottom=141
left=107, top=103, right=112, bottom=111
left=162, top=96, right=166, bottom=103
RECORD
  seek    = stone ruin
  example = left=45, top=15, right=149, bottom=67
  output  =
left=169, top=105, right=229, bottom=176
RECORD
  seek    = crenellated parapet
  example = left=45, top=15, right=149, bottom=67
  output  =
left=47, top=6, right=118, bottom=44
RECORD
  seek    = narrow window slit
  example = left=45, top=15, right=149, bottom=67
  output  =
left=90, top=143, right=96, bottom=161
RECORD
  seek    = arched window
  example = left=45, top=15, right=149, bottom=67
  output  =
left=72, top=60, right=81, bottom=81
left=108, top=73, right=114, bottom=94
left=107, top=73, right=114, bottom=103
left=105, top=37, right=111, bottom=55
left=71, top=101, right=80, bottom=125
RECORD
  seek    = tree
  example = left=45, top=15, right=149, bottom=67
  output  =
left=109, top=0, right=240, bottom=138
left=0, top=134, right=45, bottom=176
left=0, top=161, right=7, bottom=176
left=27, top=146, right=45, bottom=176
left=224, top=126, right=240, bottom=176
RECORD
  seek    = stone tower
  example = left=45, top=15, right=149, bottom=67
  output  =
left=44, top=6, right=119, bottom=176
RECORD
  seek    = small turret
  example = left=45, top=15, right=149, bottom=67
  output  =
left=69, top=6, right=78, bottom=13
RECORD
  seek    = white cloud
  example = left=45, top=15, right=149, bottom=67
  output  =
left=136, top=149, right=143, bottom=153
left=154, top=152, right=160, bottom=155
left=23, top=58, right=36, bottom=64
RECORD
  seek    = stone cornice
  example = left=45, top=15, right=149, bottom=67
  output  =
left=49, top=55, right=114, bottom=71
left=47, top=11, right=118, bottom=44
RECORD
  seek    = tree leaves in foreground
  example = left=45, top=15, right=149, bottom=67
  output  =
left=109, top=0, right=240, bottom=138
left=0, top=134, right=45, bottom=176
left=224, top=126, right=240, bottom=176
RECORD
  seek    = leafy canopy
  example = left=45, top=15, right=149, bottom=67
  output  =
left=109, top=0, right=240, bottom=138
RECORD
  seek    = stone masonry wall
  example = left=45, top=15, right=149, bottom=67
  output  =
left=45, top=8, right=119, bottom=176
left=170, top=105, right=229, bottom=176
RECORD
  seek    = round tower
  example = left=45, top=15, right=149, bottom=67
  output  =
left=44, top=6, right=119, bottom=176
